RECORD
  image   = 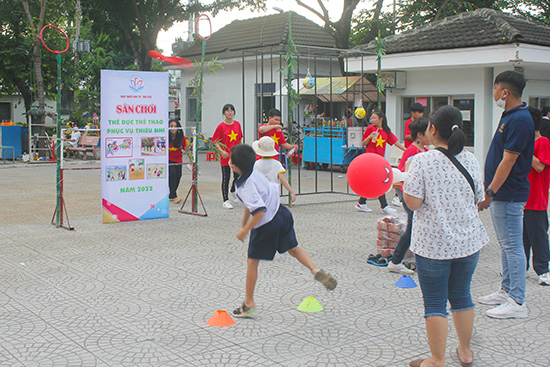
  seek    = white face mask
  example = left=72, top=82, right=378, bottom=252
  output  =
left=495, top=97, right=506, bottom=109
left=495, top=91, right=506, bottom=109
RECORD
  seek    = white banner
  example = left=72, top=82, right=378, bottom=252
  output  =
left=100, top=70, right=169, bottom=223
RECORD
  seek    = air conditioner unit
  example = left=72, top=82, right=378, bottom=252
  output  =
left=380, top=71, right=406, bottom=90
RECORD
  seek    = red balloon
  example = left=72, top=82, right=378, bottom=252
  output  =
left=347, top=153, right=393, bottom=198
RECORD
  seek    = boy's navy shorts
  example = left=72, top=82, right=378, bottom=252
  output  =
left=248, top=205, right=298, bottom=260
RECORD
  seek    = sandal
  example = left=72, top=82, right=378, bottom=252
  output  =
left=367, top=254, right=390, bottom=267
left=409, top=358, right=425, bottom=367
left=456, top=348, right=473, bottom=367
left=314, top=270, right=337, bottom=290
left=232, top=302, right=256, bottom=318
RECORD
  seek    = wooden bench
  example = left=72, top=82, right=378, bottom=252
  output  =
left=67, top=136, right=100, bottom=160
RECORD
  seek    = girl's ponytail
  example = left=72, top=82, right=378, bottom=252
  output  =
left=447, top=123, right=466, bottom=155
left=430, top=105, right=465, bottom=155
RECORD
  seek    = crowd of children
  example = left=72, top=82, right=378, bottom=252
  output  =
left=153, top=70, right=548, bottom=367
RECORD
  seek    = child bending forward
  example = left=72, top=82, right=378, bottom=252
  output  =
left=230, top=144, right=337, bottom=318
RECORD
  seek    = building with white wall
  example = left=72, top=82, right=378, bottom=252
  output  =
left=165, top=11, right=342, bottom=144
left=346, top=8, right=550, bottom=163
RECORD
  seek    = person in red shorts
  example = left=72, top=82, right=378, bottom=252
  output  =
left=524, top=106, right=550, bottom=285
left=355, top=110, right=406, bottom=214
left=258, top=108, right=298, bottom=161
left=212, top=103, right=243, bottom=209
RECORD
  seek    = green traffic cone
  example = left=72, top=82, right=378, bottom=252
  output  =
left=297, top=296, right=323, bottom=312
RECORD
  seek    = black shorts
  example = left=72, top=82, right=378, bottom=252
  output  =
left=248, top=205, right=298, bottom=260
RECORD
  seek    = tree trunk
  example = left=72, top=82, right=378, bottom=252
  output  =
left=21, top=0, right=47, bottom=147
left=434, top=0, right=451, bottom=21
left=125, top=29, right=142, bottom=69
left=12, top=76, right=33, bottom=123
left=33, top=38, right=46, bottom=127
left=363, top=0, right=385, bottom=44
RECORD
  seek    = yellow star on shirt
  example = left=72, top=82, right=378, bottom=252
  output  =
left=228, top=130, right=238, bottom=142
left=270, top=133, right=280, bottom=145
left=375, top=134, right=386, bottom=147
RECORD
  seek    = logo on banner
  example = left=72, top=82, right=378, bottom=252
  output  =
left=129, top=76, right=144, bottom=92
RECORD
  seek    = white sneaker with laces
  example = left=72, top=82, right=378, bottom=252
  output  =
left=539, top=272, right=550, bottom=285
left=382, top=206, right=397, bottom=215
left=355, top=203, right=373, bottom=213
left=387, top=261, right=414, bottom=275
left=222, top=200, right=233, bottom=209
left=229, top=191, right=237, bottom=202
left=478, top=289, right=508, bottom=305
left=391, top=196, right=402, bottom=207
left=486, top=297, right=528, bottom=319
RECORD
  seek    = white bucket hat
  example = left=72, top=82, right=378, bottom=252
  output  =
left=252, top=136, right=278, bottom=157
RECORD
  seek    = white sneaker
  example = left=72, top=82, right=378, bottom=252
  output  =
left=387, top=261, right=414, bottom=275
left=539, top=272, right=550, bottom=285
left=229, top=191, right=237, bottom=202
left=391, top=196, right=402, bottom=207
left=478, top=289, right=508, bottom=305
left=355, top=203, right=373, bottom=213
left=382, top=206, right=397, bottom=215
left=486, top=297, right=528, bottom=319
left=222, top=200, right=233, bottom=209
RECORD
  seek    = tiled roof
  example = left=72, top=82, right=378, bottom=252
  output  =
left=352, top=8, right=550, bottom=55
left=178, top=11, right=336, bottom=60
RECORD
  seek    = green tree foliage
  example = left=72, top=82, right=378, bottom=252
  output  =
left=83, top=0, right=265, bottom=71
left=0, top=0, right=71, bottom=126
left=396, top=0, right=501, bottom=30
left=296, top=0, right=362, bottom=49
left=507, top=0, right=550, bottom=24
left=350, top=5, right=395, bottom=45
left=351, top=1, right=550, bottom=46
left=0, top=0, right=35, bottom=105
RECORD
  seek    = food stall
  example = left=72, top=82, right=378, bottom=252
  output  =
left=302, top=126, right=365, bottom=170
left=299, top=76, right=381, bottom=170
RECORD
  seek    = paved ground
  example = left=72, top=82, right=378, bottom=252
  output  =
left=0, top=155, right=549, bottom=366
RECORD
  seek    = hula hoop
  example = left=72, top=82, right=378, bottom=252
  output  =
left=195, top=14, right=212, bottom=41
left=40, top=25, right=69, bottom=54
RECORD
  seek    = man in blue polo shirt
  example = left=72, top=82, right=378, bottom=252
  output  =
left=478, top=70, right=535, bottom=319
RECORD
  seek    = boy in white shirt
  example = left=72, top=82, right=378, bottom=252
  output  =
left=252, top=136, right=296, bottom=203
left=229, top=144, right=336, bottom=318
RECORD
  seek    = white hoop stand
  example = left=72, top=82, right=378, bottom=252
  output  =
left=179, top=127, right=207, bottom=216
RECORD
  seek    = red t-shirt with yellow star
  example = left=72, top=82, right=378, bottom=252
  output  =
left=363, top=125, right=398, bottom=157
left=212, top=120, right=243, bottom=166
left=258, top=124, right=287, bottom=160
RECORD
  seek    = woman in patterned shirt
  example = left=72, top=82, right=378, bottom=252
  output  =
left=404, top=105, right=488, bottom=367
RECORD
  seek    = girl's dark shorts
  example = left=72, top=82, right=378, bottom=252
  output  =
left=248, top=205, right=298, bottom=260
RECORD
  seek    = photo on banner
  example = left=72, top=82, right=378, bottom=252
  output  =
left=100, top=70, right=169, bottom=223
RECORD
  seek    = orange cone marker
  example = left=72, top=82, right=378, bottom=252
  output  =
left=207, top=310, right=235, bottom=327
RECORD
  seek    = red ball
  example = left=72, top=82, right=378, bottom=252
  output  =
left=347, top=153, right=393, bottom=198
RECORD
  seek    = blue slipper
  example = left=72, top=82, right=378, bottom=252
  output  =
left=367, top=254, right=389, bottom=266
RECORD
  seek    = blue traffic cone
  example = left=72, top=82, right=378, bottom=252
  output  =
left=394, top=275, right=417, bottom=288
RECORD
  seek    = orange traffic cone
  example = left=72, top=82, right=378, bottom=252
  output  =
left=207, top=310, right=235, bottom=327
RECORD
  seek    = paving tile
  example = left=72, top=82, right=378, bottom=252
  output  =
left=0, top=158, right=548, bottom=366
